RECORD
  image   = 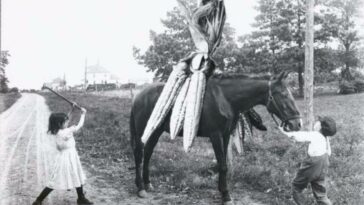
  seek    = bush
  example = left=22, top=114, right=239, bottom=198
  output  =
left=351, top=68, right=364, bottom=80
left=9, top=87, right=19, bottom=93
left=314, top=72, right=339, bottom=83
left=338, top=81, right=356, bottom=94
left=353, top=79, right=364, bottom=92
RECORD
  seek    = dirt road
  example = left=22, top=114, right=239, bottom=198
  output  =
left=0, top=94, right=103, bottom=205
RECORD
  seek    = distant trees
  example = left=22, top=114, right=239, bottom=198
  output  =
left=321, top=0, right=363, bottom=81
left=133, top=4, right=242, bottom=81
left=133, top=0, right=363, bottom=95
left=0, top=51, right=10, bottom=93
left=133, top=7, right=194, bottom=81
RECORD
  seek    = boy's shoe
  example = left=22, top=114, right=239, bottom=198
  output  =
left=32, top=200, right=42, bottom=205
left=77, top=197, right=94, bottom=205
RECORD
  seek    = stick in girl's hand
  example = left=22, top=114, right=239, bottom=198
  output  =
left=42, top=84, right=82, bottom=110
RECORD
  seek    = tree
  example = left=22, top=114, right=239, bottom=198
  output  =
left=133, top=7, right=194, bottom=81
left=0, top=51, right=10, bottom=93
left=250, top=0, right=308, bottom=95
left=133, top=3, right=241, bottom=81
left=322, top=0, right=363, bottom=81
left=250, top=0, right=336, bottom=96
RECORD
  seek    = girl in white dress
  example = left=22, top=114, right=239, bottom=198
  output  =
left=32, top=105, right=93, bottom=205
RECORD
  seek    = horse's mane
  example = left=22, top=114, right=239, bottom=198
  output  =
left=211, top=72, right=272, bottom=80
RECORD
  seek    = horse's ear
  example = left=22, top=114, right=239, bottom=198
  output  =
left=277, top=71, right=290, bottom=82
left=277, top=71, right=286, bottom=82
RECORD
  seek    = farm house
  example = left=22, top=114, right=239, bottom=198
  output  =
left=86, top=64, right=120, bottom=85
left=43, top=77, right=67, bottom=91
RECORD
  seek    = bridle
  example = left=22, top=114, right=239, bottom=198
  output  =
left=266, top=81, right=301, bottom=127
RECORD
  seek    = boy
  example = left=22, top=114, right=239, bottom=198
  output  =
left=278, top=116, right=336, bottom=205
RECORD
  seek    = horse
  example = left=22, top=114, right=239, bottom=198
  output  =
left=129, top=71, right=301, bottom=205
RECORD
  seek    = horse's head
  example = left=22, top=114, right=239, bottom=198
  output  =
left=266, top=71, right=301, bottom=131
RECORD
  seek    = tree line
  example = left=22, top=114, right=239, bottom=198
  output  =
left=134, top=0, right=364, bottom=96
left=0, top=51, right=10, bottom=93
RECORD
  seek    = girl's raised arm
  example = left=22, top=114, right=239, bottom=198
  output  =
left=67, top=103, right=77, bottom=122
left=70, top=108, right=87, bottom=132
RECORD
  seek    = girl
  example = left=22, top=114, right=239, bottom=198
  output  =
left=278, top=116, right=336, bottom=205
left=32, top=105, right=93, bottom=205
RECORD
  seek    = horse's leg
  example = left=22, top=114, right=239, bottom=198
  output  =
left=142, top=127, right=163, bottom=191
left=133, top=136, right=147, bottom=198
left=210, top=134, right=233, bottom=205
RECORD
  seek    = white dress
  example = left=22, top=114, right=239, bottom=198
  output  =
left=47, top=114, right=86, bottom=190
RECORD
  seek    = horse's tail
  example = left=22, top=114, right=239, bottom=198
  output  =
left=130, top=108, right=137, bottom=151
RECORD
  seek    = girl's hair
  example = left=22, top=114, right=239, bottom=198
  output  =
left=48, top=113, right=69, bottom=135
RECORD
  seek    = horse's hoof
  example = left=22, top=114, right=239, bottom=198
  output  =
left=137, top=190, right=148, bottom=198
left=222, top=200, right=234, bottom=205
left=145, top=183, right=154, bottom=191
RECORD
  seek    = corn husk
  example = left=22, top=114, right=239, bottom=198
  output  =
left=183, top=71, right=206, bottom=152
left=170, top=77, right=191, bottom=140
left=177, top=0, right=226, bottom=55
left=141, top=63, right=188, bottom=144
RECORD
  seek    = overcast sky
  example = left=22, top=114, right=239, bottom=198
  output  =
left=2, top=0, right=258, bottom=89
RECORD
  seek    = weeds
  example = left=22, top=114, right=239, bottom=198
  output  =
left=0, top=92, right=21, bottom=113
left=41, top=91, right=364, bottom=204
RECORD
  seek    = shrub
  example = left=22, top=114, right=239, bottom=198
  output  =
left=353, top=79, right=364, bottom=92
left=338, top=80, right=356, bottom=94
left=314, top=72, right=339, bottom=83
left=9, top=87, right=19, bottom=93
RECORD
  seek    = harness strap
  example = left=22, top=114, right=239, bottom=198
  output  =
left=266, top=81, right=301, bottom=127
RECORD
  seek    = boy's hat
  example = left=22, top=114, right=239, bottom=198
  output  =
left=318, top=116, right=336, bottom=136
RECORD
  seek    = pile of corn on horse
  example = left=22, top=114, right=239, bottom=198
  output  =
left=130, top=1, right=302, bottom=204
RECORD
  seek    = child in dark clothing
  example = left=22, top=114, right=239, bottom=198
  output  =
left=278, top=116, right=336, bottom=205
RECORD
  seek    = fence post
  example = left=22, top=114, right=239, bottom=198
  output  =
left=129, top=86, right=134, bottom=99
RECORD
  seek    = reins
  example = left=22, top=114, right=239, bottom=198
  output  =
left=266, top=81, right=301, bottom=127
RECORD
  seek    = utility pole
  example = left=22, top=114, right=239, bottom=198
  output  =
left=84, top=58, right=88, bottom=90
left=0, top=0, right=2, bottom=64
left=304, top=0, right=314, bottom=130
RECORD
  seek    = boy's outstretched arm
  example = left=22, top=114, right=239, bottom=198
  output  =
left=278, top=126, right=314, bottom=142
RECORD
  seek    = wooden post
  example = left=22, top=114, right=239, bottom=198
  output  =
left=129, top=86, right=134, bottom=99
left=304, top=0, right=314, bottom=130
left=0, top=0, right=2, bottom=63
left=84, top=58, right=87, bottom=87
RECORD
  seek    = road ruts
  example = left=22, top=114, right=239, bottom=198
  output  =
left=0, top=93, right=83, bottom=205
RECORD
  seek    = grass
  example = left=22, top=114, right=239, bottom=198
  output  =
left=87, top=88, right=142, bottom=99
left=0, top=92, right=21, bottom=113
left=40, top=91, right=364, bottom=205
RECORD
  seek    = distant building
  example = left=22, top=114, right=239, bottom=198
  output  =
left=86, top=64, right=120, bottom=85
left=129, top=77, right=152, bottom=85
left=44, top=77, right=67, bottom=91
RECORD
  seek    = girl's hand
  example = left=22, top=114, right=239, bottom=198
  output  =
left=81, top=107, right=87, bottom=113
left=72, top=102, right=78, bottom=108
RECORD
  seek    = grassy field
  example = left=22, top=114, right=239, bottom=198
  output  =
left=0, top=92, right=21, bottom=113
left=40, top=91, right=364, bottom=205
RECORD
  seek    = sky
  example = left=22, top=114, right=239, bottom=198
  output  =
left=2, top=0, right=258, bottom=89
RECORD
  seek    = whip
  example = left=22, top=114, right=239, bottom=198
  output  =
left=41, top=85, right=82, bottom=110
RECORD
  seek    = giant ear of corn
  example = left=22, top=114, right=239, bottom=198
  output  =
left=141, top=63, right=188, bottom=144
left=241, top=114, right=252, bottom=142
left=170, top=77, right=191, bottom=140
left=183, top=70, right=206, bottom=152
left=230, top=119, right=243, bottom=154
